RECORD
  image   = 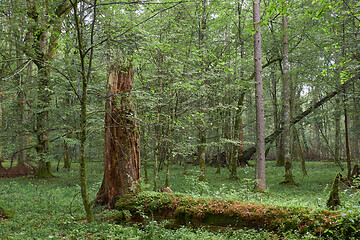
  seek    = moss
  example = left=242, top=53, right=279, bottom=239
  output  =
left=326, top=173, right=341, bottom=210
left=114, top=191, right=360, bottom=238
left=113, top=210, right=132, bottom=224
left=174, top=206, right=193, bottom=226
left=34, top=161, right=54, bottom=178
left=202, top=213, right=242, bottom=228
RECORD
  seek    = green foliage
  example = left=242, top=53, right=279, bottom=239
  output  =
left=1, top=161, right=360, bottom=239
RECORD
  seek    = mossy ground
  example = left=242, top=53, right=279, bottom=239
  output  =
left=0, top=160, right=359, bottom=239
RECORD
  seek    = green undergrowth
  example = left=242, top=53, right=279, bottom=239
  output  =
left=0, top=160, right=359, bottom=239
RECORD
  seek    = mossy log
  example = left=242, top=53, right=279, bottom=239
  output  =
left=115, top=191, right=360, bottom=238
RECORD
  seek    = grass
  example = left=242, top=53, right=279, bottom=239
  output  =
left=0, top=160, right=359, bottom=239
left=153, top=160, right=358, bottom=211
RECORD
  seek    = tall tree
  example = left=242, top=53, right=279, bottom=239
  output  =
left=25, top=0, right=72, bottom=178
left=253, top=0, right=266, bottom=191
left=70, top=0, right=96, bottom=222
left=280, top=2, right=296, bottom=185
left=198, top=0, right=208, bottom=182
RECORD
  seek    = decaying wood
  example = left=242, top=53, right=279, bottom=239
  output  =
left=326, top=173, right=341, bottom=210
left=95, top=62, right=140, bottom=207
left=115, top=191, right=360, bottom=238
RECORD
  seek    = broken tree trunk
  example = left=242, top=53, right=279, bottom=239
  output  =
left=95, top=62, right=140, bottom=207
left=326, top=173, right=341, bottom=210
left=238, top=76, right=358, bottom=164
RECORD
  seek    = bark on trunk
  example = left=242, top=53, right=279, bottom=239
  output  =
left=96, top=62, right=140, bottom=207
left=198, top=0, right=208, bottom=182
left=253, top=0, right=266, bottom=191
left=27, top=1, right=72, bottom=178
left=34, top=65, right=53, bottom=178
left=334, top=98, right=341, bottom=165
left=344, top=89, right=352, bottom=179
left=280, top=11, right=296, bottom=185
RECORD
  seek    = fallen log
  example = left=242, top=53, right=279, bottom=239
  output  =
left=115, top=191, right=360, bottom=238
left=239, top=75, right=359, bottom=164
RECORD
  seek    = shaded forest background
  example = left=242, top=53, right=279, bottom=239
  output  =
left=0, top=0, right=359, bottom=193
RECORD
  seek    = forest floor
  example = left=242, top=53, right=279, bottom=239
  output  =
left=0, top=160, right=359, bottom=239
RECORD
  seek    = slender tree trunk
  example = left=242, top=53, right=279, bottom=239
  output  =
left=165, top=147, right=171, bottom=188
left=231, top=0, right=246, bottom=171
left=63, top=97, right=71, bottom=170
left=281, top=10, right=296, bottom=185
left=72, top=0, right=94, bottom=222
left=142, top=129, right=149, bottom=184
left=334, top=98, right=341, bottom=165
left=63, top=133, right=71, bottom=169
left=216, top=145, right=221, bottom=174
left=79, top=76, right=93, bottom=221
left=154, top=143, right=159, bottom=191
left=293, top=125, right=307, bottom=176
left=230, top=93, right=245, bottom=177
left=198, top=0, right=208, bottom=182
left=351, top=83, right=360, bottom=159
left=154, top=102, right=161, bottom=190
left=344, top=89, right=352, bottom=179
left=17, top=75, right=26, bottom=165
left=253, top=0, right=266, bottom=191
left=341, top=10, right=351, bottom=179
left=271, top=72, right=283, bottom=166
left=96, top=63, right=140, bottom=207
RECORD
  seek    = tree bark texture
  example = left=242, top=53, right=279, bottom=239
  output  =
left=96, top=62, right=140, bottom=207
left=343, top=90, right=352, bottom=179
left=34, top=65, right=53, bottom=178
left=198, top=0, right=208, bottom=182
left=26, top=0, right=72, bottom=178
left=281, top=12, right=296, bottom=185
left=253, top=0, right=266, bottom=191
left=334, top=98, right=341, bottom=165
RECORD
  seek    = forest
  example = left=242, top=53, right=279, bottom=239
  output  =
left=0, top=0, right=359, bottom=239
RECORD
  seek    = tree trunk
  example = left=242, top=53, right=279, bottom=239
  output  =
left=271, top=72, right=283, bottom=167
left=280, top=10, right=296, bottom=185
left=334, top=98, right=341, bottom=165
left=142, top=129, right=149, bottom=184
left=34, top=65, right=53, bottom=178
left=343, top=89, right=352, bottom=179
left=253, top=0, right=266, bottom=191
left=230, top=92, right=245, bottom=177
left=26, top=0, right=72, bottom=178
left=63, top=137, right=71, bottom=169
left=71, top=0, right=95, bottom=222
left=351, top=83, right=360, bottom=159
left=198, top=0, right=208, bottom=182
left=17, top=75, right=26, bottom=165
left=96, top=62, right=140, bottom=207
left=293, top=125, right=307, bottom=176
